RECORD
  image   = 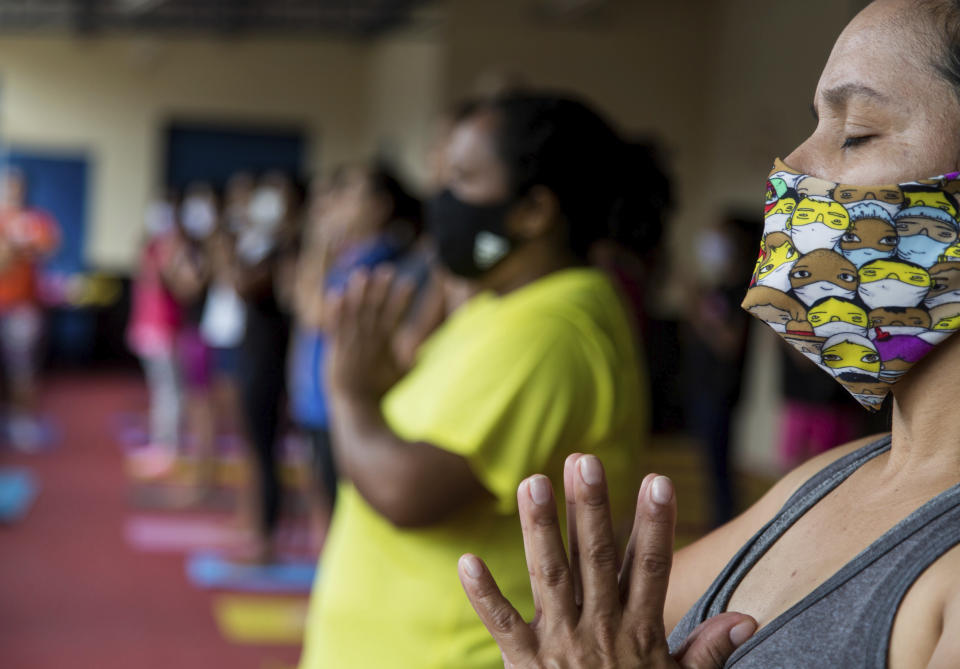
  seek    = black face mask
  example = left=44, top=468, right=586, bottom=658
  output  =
left=426, top=189, right=517, bottom=279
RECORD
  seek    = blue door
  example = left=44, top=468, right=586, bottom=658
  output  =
left=164, top=122, right=306, bottom=189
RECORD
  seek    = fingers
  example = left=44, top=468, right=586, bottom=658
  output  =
left=618, top=473, right=659, bottom=602
left=343, top=265, right=411, bottom=338
left=673, top=611, right=757, bottom=669
left=623, top=475, right=677, bottom=632
left=343, top=269, right=369, bottom=341
left=382, top=275, right=416, bottom=334
left=572, top=455, right=621, bottom=622
left=517, top=475, right=577, bottom=626
left=458, top=554, right=538, bottom=666
left=563, top=453, right=584, bottom=607
left=360, top=265, right=394, bottom=334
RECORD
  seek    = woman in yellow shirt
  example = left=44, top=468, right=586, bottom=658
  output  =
left=298, top=93, right=668, bottom=668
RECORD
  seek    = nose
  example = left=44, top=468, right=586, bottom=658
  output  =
left=816, top=213, right=825, bottom=222
left=865, top=192, right=876, bottom=199
left=886, top=273, right=901, bottom=280
left=784, top=131, right=826, bottom=176
left=830, top=316, right=840, bottom=322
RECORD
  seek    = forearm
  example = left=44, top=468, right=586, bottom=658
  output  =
left=329, top=393, right=489, bottom=527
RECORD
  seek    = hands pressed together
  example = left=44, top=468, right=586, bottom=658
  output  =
left=325, top=266, right=415, bottom=402
left=458, top=454, right=757, bottom=669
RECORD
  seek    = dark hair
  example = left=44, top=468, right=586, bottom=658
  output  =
left=368, top=162, right=423, bottom=233
left=478, top=93, right=672, bottom=259
left=916, top=0, right=960, bottom=94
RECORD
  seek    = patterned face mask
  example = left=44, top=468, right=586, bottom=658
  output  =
left=742, top=158, right=960, bottom=411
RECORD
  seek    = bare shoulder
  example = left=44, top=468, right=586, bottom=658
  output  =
left=890, top=543, right=960, bottom=669
left=664, top=432, right=889, bottom=633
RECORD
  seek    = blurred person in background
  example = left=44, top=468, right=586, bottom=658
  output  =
left=0, top=167, right=60, bottom=451
left=776, top=344, right=864, bottom=472
left=289, top=163, right=421, bottom=545
left=234, top=170, right=302, bottom=563
left=126, top=191, right=183, bottom=476
left=199, top=173, right=249, bottom=451
left=299, top=92, right=661, bottom=669
left=681, top=213, right=759, bottom=526
left=155, top=182, right=219, bottom=487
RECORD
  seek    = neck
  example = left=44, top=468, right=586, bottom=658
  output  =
left=887, top=332, right=960, bottom=477
left=480, top=242, right=582, bottom=295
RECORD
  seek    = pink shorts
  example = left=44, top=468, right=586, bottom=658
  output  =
left=176, top=327, right=211, bottom=390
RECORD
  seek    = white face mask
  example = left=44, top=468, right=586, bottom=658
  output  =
left=925, top=289, right=960, bottom=309
left=919, top=329, right=953, bottom=345
left=181, top=196, right=216, bottom=239
left=793, top=281, right=856, bottom=307
left=813, top=321, right=867, bottom=339
left=757, top=261, right=795, bottom=293
left=790, top=221, right=844, bottom=255
left=145, top=200, right=175, bottom=237
left=696, top=230, right=734, bottom=280
left=248, top=187, right=286, bottom=229
left=764, top=213, right=791, bottom=237
left=858, top=279, right=930, bottom=310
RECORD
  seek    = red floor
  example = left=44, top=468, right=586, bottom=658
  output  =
left=0, top=372, right=302, bottom=669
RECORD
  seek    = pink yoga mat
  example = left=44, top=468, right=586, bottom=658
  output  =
left=125, top=515, right=243, bottom=553
left=125, top=515, right=316, bottom=557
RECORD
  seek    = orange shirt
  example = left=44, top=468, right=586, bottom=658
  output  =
left=0, top=208, right=60, bottom=310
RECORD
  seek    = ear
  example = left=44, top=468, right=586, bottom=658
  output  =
left=507, top=186, right=561, bottom=240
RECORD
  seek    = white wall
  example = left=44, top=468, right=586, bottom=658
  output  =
left=0, top=36, right=372, bottom=271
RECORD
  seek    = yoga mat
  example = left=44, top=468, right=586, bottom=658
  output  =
left=125, top=515, right=315, bottom=558
left=128, top=482, right=239, bottom=512
left=187, top=552, right=318, bottom=593
left=1, top=416, right=59, bottom=453
left=212, top=594, right=309, bottom=645
left=0, top=468, right=38, bottom=523
left=125, top=515, right=245, bottom=553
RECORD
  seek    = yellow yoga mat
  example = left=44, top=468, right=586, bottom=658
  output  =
left=213, top=595, right=309, bottom=645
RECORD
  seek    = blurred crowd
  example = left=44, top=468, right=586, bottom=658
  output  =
left=3, top=85, right=882, bottom=667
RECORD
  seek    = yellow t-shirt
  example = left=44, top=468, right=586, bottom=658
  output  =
left=299, top=267, right=647, bottom=669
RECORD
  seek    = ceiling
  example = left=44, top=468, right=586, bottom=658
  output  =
left=0, top=0, right=434, bottom=37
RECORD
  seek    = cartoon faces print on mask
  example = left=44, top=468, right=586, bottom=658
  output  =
left=789, top=249, right=859, bottom=307
left=744, top=159, right=960, bottom=411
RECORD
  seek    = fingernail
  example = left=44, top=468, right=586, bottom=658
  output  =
left=579, top=456, right=602, bottom=485
left=651, top=476, right=673, bottom=505
left=459, top=555, right=482, bottom=579
left=528, top=476, right=550, bottom=505
left=729, top=619, right=757, bottom=646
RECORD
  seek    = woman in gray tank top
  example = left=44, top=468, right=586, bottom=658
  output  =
left=456, top=1, right=960, bottom=667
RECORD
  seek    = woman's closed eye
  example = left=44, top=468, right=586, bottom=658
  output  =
left=842, top=135, right=876, bottom=149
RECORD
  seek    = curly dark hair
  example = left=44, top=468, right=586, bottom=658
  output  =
left=472, top=93, right=672, bottom=259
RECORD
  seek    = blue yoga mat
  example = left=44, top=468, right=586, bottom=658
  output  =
left=0, top=469, right=38, bottom=523
left=186, top=552, right=318, bottom=593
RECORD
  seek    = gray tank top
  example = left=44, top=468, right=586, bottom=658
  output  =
left=667, top=435, right=960, bottom=667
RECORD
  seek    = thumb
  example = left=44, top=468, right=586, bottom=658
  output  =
left=673, top=612, right=757, bottom=669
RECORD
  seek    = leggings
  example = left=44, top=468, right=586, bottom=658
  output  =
left=239, top=308, right=289, bottom=538
left=139, top=352, right=182, bottom=450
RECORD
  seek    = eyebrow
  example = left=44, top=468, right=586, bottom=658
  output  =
left=822, top=83, right=891, bottom=110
